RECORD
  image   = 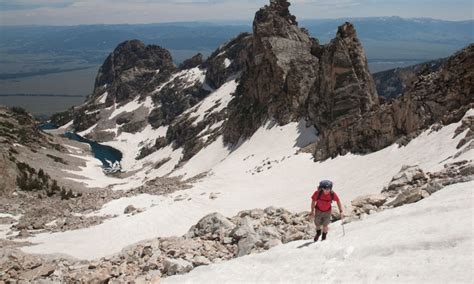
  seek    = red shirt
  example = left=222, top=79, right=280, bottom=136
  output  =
left=311, top=190, right=340, bottom=212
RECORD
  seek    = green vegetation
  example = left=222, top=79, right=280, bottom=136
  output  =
left=15, top=161, right=75, bottom=199
left=10, top=107, right=28, bottom=115
left=46, top=154, right=68, bottom=165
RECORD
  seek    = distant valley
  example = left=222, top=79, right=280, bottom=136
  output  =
left=0, top=17, right=472, bottom=116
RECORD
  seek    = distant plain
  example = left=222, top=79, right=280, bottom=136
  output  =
left=0, top=18, right=471, bottom=117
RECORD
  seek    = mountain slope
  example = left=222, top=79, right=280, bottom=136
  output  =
left=21, top=109, right=472, bottom=259
left=164, top=180, right=473, bottom=283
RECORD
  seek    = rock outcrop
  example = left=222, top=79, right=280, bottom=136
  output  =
left=314, top=44, right=474, bottom=160
left=347, top=160, right=473, bottom=220
left=373, top=58, right=444, bottom=100
left=95, top=39, right=175, bottom=105
left=0, top=106, right=57, bottom=194
left=63, top=0, right=472, bottom=166
left=223, top=0, right=377, bottom=144
left=1, top=207, right=316, bottom=282
left=72, top=39, right=176, bottom=134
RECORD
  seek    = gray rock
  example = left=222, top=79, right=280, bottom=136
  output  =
left=423, top=181, right=443, bottom=194
left=191, top=256, right=211, bottom=266
left=387, top=187, right=424, bottom=207
left=388, top=165, right=427, bottom=190
left=79, top=268, right=112, bottom=284
left=163, top=258, right=193, bottom=275
left=263, top=207, right=278, bottom=216
left=256, top=226, right=281, bottom=240
left=264, top=239, right=282, bottom=250
left=124, top=205, right=137, bottom=214
left=351, top=194, right=387, bottom=207
left=237, top=233, right=261, bottom=257
left=459, top=163, right=474, bottom=176
left=19, top=263, right=56, bottom=281
left=230, top=217, right=256, bottom=241
left=191, top=212, right=235, bottom=238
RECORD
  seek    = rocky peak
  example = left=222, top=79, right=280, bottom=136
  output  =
left=95, top=40, right=174, bottom=89
left=313, top=44, right=473, bottom=161
left=71, top=40, right=177, bottom=133
left=256, top=0, right=296, bottom=25
left=223, top=0, right=376, bottom=145
left=179, top=53, right=203, bottom=70
left=336, top=22, right=357, bottom=40
left=254, top=0, right=301, bottom=40
left=309, top=22, right=378, bottom=128
left=92, top=39, right=175, bottom=106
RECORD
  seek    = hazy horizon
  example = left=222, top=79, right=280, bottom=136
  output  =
left=2, top=15, right=473, bottom=28
left=1, top=0, right=472, bottom=26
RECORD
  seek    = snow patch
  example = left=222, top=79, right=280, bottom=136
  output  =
left=155, top=67, right=206, bottom=93
left=172, top=136, right=231, bottom=178
left=223, top=58, right=232, bottom=68
left=109, top=96, right=154, bottom=120
left=59, top=120, right=73, bottom=130
left=88, top=194, right=162, bottom=217
left=78, top=123, right=97, bottom=137
left=188, top=79, right=237, bottom=125
left=97, top=92, right=108, bottom=104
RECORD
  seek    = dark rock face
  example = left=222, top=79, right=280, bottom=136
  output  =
left=373, top=59, right=444, bottom=100
left=309, top=22, right=378, bottom=128
left=179, top=53, right=203, bottom=70
left=95, top=40, right=175, bottom=104
left=204, top=33, right=253, bottom=90
left=59, top=0, right=472, bottom=167
left=313, top=44, right=474, bottom=160
left=223, top=0, right=377, bottom=144
left=148, top=69, right=208, bottom=129
left=71, top=40, right=176, bottom=133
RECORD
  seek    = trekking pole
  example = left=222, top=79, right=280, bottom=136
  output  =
left=341, top=215, right=345, bottom=237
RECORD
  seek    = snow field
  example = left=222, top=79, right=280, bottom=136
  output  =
left=22, top=112, right=472, bottom=259
left=165, top=181, right=474, bottom=283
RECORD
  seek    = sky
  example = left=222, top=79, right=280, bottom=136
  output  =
left=0, top=0, right=472, bottom=26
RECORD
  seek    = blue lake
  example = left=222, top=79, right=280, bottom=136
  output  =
left=39, top=122, right=59, bottom=130
left=64, top=132, right=123, bottom=168
left=39, top=123, right=123, bottom=170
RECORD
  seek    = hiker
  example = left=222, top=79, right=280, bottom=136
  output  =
left=310, top=180, right=343, bottom=242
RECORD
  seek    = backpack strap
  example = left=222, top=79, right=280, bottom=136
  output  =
left=317, top=189, right=334, bottom=202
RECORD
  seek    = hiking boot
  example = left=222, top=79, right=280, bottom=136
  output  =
left=314, top=230, right=322, bottom=242
left=322, top=232, right=327, bottom=241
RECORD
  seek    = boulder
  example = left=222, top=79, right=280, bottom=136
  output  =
left=163, top=258, right=193, bottom=275
left=230, top=217, right=256, bottom=241
left=422, top=181, right=443, bottom=194
left=124, top=205, right=137, bottom=214
left=388, top=165, right=428, bottom=190
left=264, top=239, right=282, bottom=250
left=191, top=256, right=211, bottom=266
left=237, top=233, right=261, bottom=257
left=387, top=187, right=424, bottom=207
left=19, top=263, right=56, bottom=281
left=351, top=194, right=387, bottom=207
left=190, top=212, right=235, bottom=238
left=79, top=268, right=112, bottom=284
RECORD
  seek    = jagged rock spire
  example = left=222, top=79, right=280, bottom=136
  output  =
left=224, top=0, right=378, bottom=146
